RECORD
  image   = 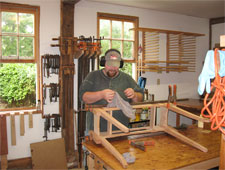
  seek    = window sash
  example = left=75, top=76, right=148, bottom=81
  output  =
left=0, top=2, right=40, bottom=112
left=97, top=12, right=139, bottom=63
left=0, top=2, right=40, bottom=63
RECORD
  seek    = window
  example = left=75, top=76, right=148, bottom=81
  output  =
left=0, top=2, right=40, bottom=111
left=97, top=12, right=139, bottom=76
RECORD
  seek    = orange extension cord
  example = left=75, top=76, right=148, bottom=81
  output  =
left=201, top=49, right=225, bottom=135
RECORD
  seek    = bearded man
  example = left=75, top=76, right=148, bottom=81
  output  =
left=79, top=49, right=143, bottom=133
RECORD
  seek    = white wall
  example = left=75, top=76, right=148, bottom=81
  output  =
left=1, top=0, right=219, bottom=160
left=212, top=23, right=225, bottom=49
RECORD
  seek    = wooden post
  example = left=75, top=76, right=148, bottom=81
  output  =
left=59, top=0, right=80, bottom=165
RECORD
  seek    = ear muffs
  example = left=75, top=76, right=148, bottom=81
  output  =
left=99, top=49, right=124, bottom=68
left=100, top=56, right=106, bottom=67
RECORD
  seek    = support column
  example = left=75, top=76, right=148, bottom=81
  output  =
left=59, top=0, right=80, bottom=166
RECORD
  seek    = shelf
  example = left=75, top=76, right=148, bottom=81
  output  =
left=133, top=27, right=205, bottom=73
left=131, top=27, right=205, bottom=37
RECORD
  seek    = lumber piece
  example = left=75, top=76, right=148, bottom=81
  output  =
left=159, top=107, right=168, bottom=127
left=107, top=111, right=113, bottom=135
left=10, top=113, right=16, bottom=146
left=150, top=106, right=156, bottom=128
left=132, top=103, right=166, bottom=109
left=20, top=113, right=25, bottom=136
left=94, top=112, right=100, bottom=136
left=89, top=130, right=128, bottom=168
left=30, top=138, right=67, bottom=169
left=103, top=127, right=163, bottom=139
left=92, top=108, right=129, bottom=133
left=28, top=112, right=33, bottom=128
left=163, top=125, right=208, bottom=152
left=168, top=104, right=210, bottom=122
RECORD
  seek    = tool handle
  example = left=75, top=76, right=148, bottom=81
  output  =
left=130, top=141, right=146, bottom=151
left=173, top=84, right=177, bottom=104
left=168, top=85, right=172, bottom=95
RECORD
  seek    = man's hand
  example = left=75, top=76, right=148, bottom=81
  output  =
left=124, top=88, right=143, bottom=103
left=102, top=89, right=115, bottom=103
left=124, top=88, right=135, bottom=99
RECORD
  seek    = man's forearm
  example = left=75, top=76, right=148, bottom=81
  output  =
left=82, top=91, right=103, bottom=104
left=132, top=92, right=143, bottom=103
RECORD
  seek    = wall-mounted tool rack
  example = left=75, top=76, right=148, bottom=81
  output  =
left=41, top=54, right=62, bottom=141
left=41, top=53, right=60, bottom=123
left=132, top=27, right=204, bottom=73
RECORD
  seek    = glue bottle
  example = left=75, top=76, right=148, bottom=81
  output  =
left=141, top=108, right=148, bottom=120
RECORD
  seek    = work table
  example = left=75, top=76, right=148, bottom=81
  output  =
left=83, top=125, right=221, bottom=170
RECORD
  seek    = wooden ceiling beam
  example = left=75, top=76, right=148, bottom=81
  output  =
left=62, top=0, right=80, bottom=4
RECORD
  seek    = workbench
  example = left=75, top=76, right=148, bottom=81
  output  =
left=83, top=125, right=221, bottom=170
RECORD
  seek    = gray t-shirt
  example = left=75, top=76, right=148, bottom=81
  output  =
left=79, top=69, right=144, bottom=133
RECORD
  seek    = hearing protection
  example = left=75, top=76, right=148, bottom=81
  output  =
left=100, top=49, right=124, bottom=68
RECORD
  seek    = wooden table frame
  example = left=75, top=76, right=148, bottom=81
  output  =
left=88, top=103, right=210, bottom=168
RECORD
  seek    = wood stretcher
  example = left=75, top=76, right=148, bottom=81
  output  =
left=88, top=103, right=210, bottom=169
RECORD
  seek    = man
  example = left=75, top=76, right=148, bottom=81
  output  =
left=79, top=49, right=144, bottom=133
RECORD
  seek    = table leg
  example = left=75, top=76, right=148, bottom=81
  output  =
left=220, top=133, right=225, bottom=170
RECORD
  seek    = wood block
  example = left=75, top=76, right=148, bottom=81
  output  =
left=10, top=114, right=16, bottom=146
left=20, top=113, right=25, bottom=136
left=198, top=114, right=204, bottom=128
left=220, top=35, right=225, bottom=47
left=28, top=112, right=33, bottom=128
left=30, top=138, right=67, bottom=169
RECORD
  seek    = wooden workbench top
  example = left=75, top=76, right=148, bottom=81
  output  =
left=176, top=98, right=204, bottom=110
left=83, top=126, right=221, bottom=170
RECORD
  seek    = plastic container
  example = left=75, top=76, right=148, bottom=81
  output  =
left=141, top=108, right=148, bottom=120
